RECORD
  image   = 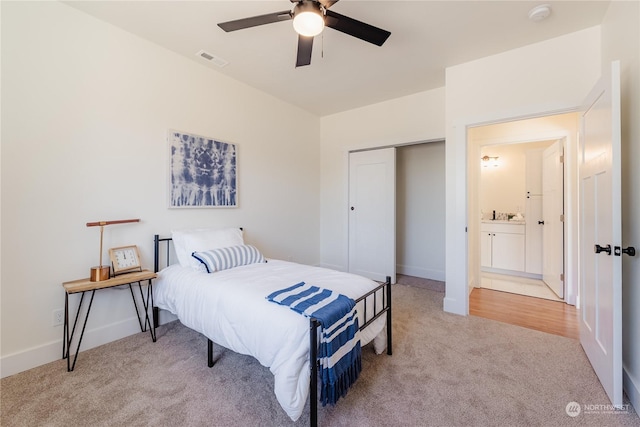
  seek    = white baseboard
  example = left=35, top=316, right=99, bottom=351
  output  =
left=1, top=316, right=145, bottom=378
left=480, top=267, right=543, bottom=280
left=396, top=264, right=445, bottom=282
left=443, top=296, right=465, bottom=316
left=623, top=367, right=640, bottom=417
left=468, top=276, right=476, bottom=295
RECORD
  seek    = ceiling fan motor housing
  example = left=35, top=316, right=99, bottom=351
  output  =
left=293, top=0, right=324, bottom=17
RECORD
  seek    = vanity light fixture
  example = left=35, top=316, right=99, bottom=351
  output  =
left=481, top=155, right=499, bottom=168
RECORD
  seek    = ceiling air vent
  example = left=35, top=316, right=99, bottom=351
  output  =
left=195, top=50, right=228, bottom=68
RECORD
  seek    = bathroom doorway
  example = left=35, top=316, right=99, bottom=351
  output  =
left=479, top=139, right=563, bottom=301
left=467, top=112, right=580, bottom=306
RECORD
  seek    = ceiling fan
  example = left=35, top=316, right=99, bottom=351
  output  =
left=217, top=0, right=391, bottom=67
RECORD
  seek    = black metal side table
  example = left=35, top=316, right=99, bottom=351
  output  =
left=62, top=270, right=157, bottom=371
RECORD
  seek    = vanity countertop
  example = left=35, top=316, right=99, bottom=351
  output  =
left=481, top=219, right=525, bottom=224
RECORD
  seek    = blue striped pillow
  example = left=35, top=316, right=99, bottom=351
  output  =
left=192, top=245, right=265, bottom=273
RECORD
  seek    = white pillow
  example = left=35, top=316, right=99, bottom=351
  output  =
left=172, top=227, right=244, bottom=270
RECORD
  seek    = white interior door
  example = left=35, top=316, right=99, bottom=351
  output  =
left=542, top=140, right=564, bottom=298
left=579, top=61, right=622, bottom=408
left=348, top=148, right=396, bottom=283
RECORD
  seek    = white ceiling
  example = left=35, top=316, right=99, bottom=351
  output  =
left=64, top=1, right=610, bottom=116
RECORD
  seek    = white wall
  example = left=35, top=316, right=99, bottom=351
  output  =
left=479, top=141, right=553, bottom=218
left=1, top=1, right=320, bottom=377
left=601, top=0, right=640, bottom=413
left=319, top=89, right=446, bottom=272
left=444, top=27, right=601, bottom=315
left=396, top=141, right=446, bottom=281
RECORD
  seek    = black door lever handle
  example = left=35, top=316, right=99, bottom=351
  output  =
left=614, top=246, right=636, bottom=256
left=594, top=244, right=612, bottom=255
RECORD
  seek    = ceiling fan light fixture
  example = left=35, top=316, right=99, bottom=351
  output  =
left=293, top=2, right=325, bottom=37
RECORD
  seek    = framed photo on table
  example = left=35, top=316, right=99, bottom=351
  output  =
left=168, top=130, right=237, bottom=208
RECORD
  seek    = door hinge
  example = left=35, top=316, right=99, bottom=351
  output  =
left=560, top=155, right=564, bottom=163
left=560, top=273, right=564, bottom=282
left=560, top=214, right=564, bottom=222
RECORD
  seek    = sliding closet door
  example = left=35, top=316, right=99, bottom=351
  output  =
left=348, top=148, right=396, bottom=283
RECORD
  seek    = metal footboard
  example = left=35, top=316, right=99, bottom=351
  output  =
left=309, top=276, right=392, bottom=427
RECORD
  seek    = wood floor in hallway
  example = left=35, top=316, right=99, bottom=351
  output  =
left=397, top=274, right=579, bottom=339
left=469, top=287, right=579, bottom=339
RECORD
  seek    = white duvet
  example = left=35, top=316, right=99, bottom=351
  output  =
left=153, top=259, right=387, bottom=421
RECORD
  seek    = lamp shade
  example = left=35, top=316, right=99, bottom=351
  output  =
left=293, top=2, right=324, bottom=37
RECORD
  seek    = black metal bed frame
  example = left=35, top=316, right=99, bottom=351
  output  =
left=153, top=234, right=392, bottom=427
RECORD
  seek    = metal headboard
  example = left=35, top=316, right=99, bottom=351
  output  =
left=153, top=235, right=173, bottom=273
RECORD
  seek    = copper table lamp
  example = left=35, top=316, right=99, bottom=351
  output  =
left=86, top=218, right=140, bottom=281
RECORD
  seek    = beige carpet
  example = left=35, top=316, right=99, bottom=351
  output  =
left=1, top=283, right=637, bottom=426
left=396, top=273, right=445, bottom=292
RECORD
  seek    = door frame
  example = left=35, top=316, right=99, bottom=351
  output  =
left=456, top=108, right=581, bottom=317
left=467, top=138, right=568, bottom=305
left=343, top=139, right=444, bottom=282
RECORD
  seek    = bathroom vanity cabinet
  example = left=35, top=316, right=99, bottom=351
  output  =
left=480, top=221, right=525, bottom=272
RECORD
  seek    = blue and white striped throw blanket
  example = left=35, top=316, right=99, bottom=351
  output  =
left=266, top=282, right=362, bottom=406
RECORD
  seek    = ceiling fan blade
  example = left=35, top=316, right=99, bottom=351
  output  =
left=324, top=9, right=390, bottom=46
left=218, top=10, right=292, bottom=32
left=296, top=35, right=314, bottom=67
left=318, top=0, right=340, bottom=9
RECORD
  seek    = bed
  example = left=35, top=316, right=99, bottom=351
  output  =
left=151, top=227, right=392, bottom=426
